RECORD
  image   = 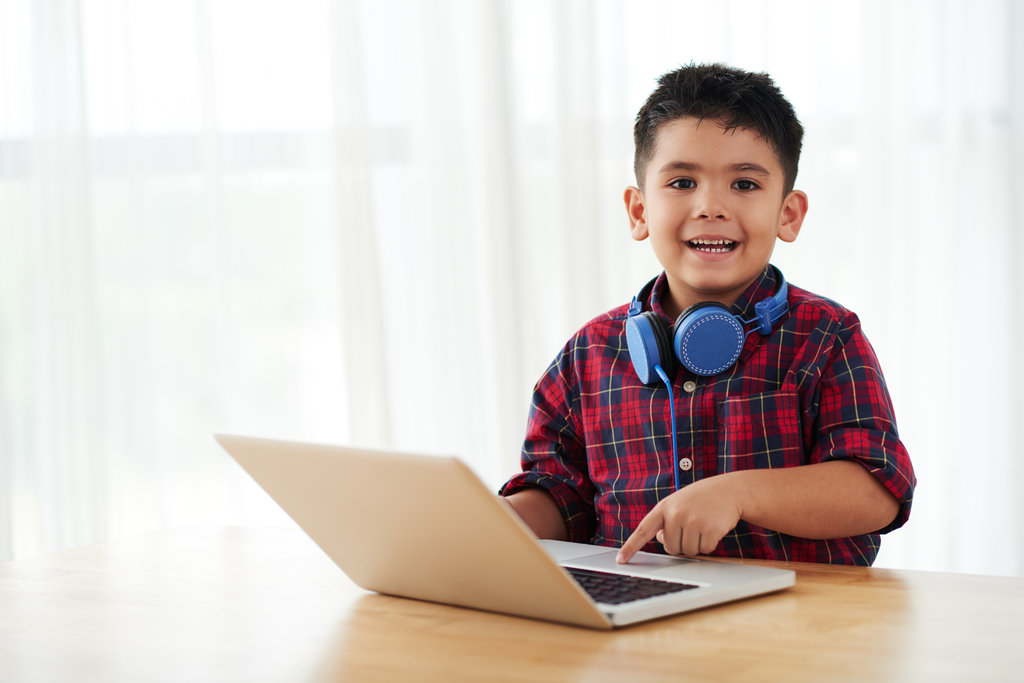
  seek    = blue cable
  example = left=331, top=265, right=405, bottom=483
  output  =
left=653, top=365, right=680, bottom=491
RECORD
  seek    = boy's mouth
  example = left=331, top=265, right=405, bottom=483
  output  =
left=687, top=238, right=737, bottom=253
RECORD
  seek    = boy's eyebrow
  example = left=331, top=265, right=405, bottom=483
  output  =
left=731, top=162, right=772, bottom=176
left=656, top=161, right=773, bottom=176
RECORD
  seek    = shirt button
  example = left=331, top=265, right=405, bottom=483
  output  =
left=679, top=457, right=693, bottom=471
left=683, top=381, right=697, bottom=393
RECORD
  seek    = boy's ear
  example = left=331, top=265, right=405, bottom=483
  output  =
left=624, top=186, right=649, bottom=241
left=777, top=190, right=808, bottom=243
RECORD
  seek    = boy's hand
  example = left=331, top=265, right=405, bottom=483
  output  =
left=615, top=461, right=903, bottom=564
left=615, top=475, right=743, bottom=564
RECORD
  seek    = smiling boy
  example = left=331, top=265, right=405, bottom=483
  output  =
left=500, top=64, right=916, bottom=565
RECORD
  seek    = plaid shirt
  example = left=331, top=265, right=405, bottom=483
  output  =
left=501, top=266, right=915, bottom=565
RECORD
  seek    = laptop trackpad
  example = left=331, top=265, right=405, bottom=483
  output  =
left=539, top=541, right=697, bottom=576
left=567, top=550, right=697, bottom=574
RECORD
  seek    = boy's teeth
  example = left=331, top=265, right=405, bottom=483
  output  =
left=689, top=239, right=736, bottom=252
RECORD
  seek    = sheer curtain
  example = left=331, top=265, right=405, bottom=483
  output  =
left=1, top=0, right=1021, bottom=577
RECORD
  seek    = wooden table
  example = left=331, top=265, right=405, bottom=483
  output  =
left=0, top=526, right=1021, bottom=682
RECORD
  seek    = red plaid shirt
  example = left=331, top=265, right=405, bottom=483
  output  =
left=501, top=266, right=915, bottom=565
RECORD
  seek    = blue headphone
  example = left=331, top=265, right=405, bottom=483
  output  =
left=624, top=267, right=789, bottom=381
left=623, top=268, right=789, bottom=491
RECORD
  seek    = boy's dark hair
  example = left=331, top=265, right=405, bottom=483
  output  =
left=633, top=63, right=804, bottom=194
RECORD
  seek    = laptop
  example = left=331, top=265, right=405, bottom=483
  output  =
left=215, top=433, right=795, bottom=629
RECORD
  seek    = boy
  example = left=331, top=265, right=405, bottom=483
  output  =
left=499, top=63, right=915, bottom=566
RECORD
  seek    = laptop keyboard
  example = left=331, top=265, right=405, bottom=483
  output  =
left=565, top=566, right=698, bottom=605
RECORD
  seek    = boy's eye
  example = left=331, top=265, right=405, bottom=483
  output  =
left=733, top=179, right=759, bottom=191
left=669, top=178, right=695, bottom=190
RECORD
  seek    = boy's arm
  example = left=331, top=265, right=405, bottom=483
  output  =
left=500, top=488, right=569, bottom=541
left=500, top=335, right=599, bottom=544
left=616, top=460, right=898, bottom=564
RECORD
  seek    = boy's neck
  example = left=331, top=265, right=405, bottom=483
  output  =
left=657, top=265, right=779, bottom=321
left=659, top=277, right=757, bottom=321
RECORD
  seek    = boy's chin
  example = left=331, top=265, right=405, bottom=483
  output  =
left=679, top=255, right=770, bottom=285
left=674, top=270, right=762, bottom=303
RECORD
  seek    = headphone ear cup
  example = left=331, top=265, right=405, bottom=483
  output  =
left=673, top=303, right=745, bottom=376
left=625, top=312, right=675, bottom=384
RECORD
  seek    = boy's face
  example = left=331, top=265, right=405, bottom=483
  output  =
left=624, top=117, right=807, bottom=319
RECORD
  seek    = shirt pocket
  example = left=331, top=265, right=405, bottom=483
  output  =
left=716, top=390, right=805, bottom=473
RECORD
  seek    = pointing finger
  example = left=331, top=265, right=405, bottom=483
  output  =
left=616, top=509, right=663, bottom=564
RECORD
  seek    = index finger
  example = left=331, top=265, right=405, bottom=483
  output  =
left=615, top=508, right=664, bottom=564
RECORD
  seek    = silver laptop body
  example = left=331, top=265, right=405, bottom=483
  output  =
left=216, top=434, right=795, bottom=629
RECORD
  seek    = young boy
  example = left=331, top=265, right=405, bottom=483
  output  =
left=499, top=63, right=915, bottom=566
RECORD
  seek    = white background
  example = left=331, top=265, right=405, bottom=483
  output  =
left=1, top=0, right=1021, bottom=576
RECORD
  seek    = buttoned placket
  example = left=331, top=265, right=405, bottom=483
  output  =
left=675, top=375, right=701, bottom=479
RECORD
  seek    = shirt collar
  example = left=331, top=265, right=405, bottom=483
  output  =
left=730, top=265, right=780, bottom=320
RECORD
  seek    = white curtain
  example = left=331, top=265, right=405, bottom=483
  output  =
left=1, top=0, right=1021, bottom=577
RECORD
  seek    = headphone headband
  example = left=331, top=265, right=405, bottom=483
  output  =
left=627, top=277, right=658, bottom=318
left=751, top=268, right=789, bottom=334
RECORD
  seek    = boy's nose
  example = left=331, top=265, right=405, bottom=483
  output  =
left=693, top=189, right=729, bottom=220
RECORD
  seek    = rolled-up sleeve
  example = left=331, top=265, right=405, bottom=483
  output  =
left=808, top=317, right=916, bottom=533
left=499, top=348, right=597, bottom=543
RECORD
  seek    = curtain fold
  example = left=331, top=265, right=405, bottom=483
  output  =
left=21, top=0, right=108, bottom=555
left=1, top=0, right=1021, bottom=576
left=327, top=0, right=387, bottom=445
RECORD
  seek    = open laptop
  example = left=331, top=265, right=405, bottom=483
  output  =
left=215, top=433, right=795, bottom=629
